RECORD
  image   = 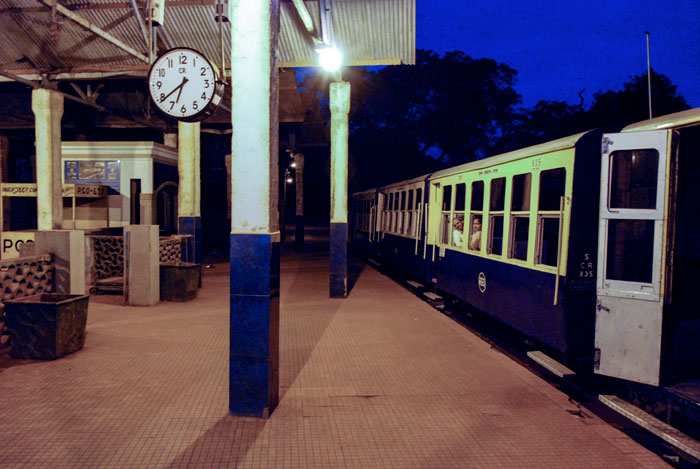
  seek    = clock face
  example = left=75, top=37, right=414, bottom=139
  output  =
left=148, top=48, right=223, bottom=121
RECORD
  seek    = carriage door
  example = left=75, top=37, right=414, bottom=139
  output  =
left=595, top=129, right=672, bottom=386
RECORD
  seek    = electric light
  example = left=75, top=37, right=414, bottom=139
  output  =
left=317, top=45, right=342, bottom=72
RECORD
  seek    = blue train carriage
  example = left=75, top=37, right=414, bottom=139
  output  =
left=350, top=188, right=379, bottom=258
left=594, top=108, right=700, bottom=388
left=375, top=174, right=433, bottom=280
left=426, top=129, right=610, bottom=373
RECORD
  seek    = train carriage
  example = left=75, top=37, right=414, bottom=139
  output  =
left=350, top=107, right=700, bottom=391
left=375, top=175, right=432, bottom=280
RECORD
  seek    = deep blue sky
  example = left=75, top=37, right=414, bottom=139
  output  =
left=417, top=0, right=700, bottom=109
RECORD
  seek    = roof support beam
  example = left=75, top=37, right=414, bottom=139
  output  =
left=35, top=0, right=150, bottom=63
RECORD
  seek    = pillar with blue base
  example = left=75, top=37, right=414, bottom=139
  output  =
left=329, top=81, right=350, bottom=298
left=228, top=0, right=280, bottom=418
left=178, top=121, right=202, bottom=264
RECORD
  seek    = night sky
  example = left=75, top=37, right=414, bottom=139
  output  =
left=418, top=0, right=700, bottom=109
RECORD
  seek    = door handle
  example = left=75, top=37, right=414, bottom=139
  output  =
left=596, top=300, right=610, bottom=313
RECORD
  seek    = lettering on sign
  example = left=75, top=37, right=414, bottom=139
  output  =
left=579, top=253, right=594, bottom=278
left=1, top=184, right=37, bottom=196
left=478, top=169, right=499, bottom=176
left=1, top=232, right=35, bottom=259
left=478, top=272, right=487, bottom=293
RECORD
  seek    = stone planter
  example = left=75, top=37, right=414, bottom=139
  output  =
left=160, top=262, right=200, bottom=301
left=4, top=294, right=90, bottom=360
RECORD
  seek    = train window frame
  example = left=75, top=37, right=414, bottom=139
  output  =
left=452, top=183, right=466, bottom=249
left=406, top=190, right=414, bottom=236
left=487, top=177, right=506, bottom=256
left=414, top=188, right=423, bottom=237
left=608, top=149, right=659, bottom=210
left=468, top=181, right=484, bottom=252
left=535, top=168, right=566, bottom=268
left=509, top=173, right=532, bottom=262
left=440, top=185, right=453, bottom=245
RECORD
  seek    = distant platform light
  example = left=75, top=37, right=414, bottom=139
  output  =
left=317, top=46, right=342, bottom=72
left=290, top=162, right=297, bottom=168
left=286, top=177, right=294, bottom=184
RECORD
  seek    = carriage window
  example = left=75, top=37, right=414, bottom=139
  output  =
left=510, top=216, right=529, bottom=261
left=490, top=177, right=506, bottom=211
left=606, top=220, right=654, bottom=283
left=610, top=149, right=659, bottom=209
left=392, top=192, right=400, bottom=233
left=406, top=190, right=414, bottom=235
left=488, top=177, right=506, bottom=255
left=453, top=184, right=466, bottom=248
left=537, top=168, right=566, bottom=267
left=440, top=185, right=453, bottom=244
left=512, top=173, right=531, bottom=211
left=468, top=181, right=484, bottom=252
left=538, top=217, right=560, bottom=266
left=470, top=181, right=484, bottom=211
left=539, top=168, right=566, bottom=211
left=414, top=188, right=423, bottom=237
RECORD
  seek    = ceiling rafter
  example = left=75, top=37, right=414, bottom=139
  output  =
left=35, top=0, right=149, bottom=63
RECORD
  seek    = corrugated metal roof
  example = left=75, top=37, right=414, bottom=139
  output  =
left=0, top=0, right=415, bottom=78
left=622, top=107, right=700, bottom=132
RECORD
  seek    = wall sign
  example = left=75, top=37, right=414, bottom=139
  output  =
left=64, top=160, right=120, bottom=192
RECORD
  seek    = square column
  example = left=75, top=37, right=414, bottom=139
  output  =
left=329, top=82, right=350, bottom=298
left=178, top=121, right=202, bottom=263
left=229, top=0, right=280, bottom=418
left=32, top=89, right=64, bottom=230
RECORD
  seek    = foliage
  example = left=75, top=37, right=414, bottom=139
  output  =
left=301, top=51, right=690, bottom=192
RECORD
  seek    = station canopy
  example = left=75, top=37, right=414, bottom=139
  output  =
left=0, top=0, right=415, bottom=130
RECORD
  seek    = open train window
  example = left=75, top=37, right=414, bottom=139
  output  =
left=413, top=188, right=423, bottom=237
left=440, top=185, right=453, bottom=245
left=488, top=177, right=505, bottom=255
left=393, top=192, right=400, bottom=233
left=452, top=183, right=466, bottom=248
left=468, top=181, right=484, bottom=251
left=609, top=149, right=658, bottom=209
left=509, top=173, right=531, bottom=261
left=536, top=168, right=566, bottom=267
left=406, top=190, right=414, bottom=236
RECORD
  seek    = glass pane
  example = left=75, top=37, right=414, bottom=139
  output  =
left=452, top=213, right=465, bottom=247
left=455, top=183, right=466, bottom=211
left=442, top=185, right=452, bottom=211
left=539, top=217, right=560, bottom=266
left=512, top=174, right=531, bottom=211
left=490, top=177, right=506, bottom=211
left=408, top=190, right=414, bottom=210
left=471, top=181, right=484, bottom=210
left=606, top=219, right=655, bottom=283
left=511, top=216, right=529, bottom=260
left=400, top=191, right=406, bottom=210
left=468, top=214, right=482, bottom=251
left=539, top=168, right=566, bottom=211
left=610, top=149, right=659, bottom=209
left=489, top=215, right=504, bottom=255
left=416, top=188, right=422, bottom=204
left=440, top=213, right=450, bottom=244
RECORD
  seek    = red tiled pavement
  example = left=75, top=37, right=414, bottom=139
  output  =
left=0, top=236, right=669, bottom=468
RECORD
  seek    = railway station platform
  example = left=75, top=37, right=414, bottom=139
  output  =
left=0, top=228, right=670, bottom=468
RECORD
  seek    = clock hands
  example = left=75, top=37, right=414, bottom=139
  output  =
left=160, top=77, right=189, bottom=103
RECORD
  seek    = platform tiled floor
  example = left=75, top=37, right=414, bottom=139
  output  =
left=0, top=240, right=669, bottom=468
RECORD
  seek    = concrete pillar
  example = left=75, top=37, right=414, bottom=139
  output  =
left=178, top=121, right=202, bottom=263
left=124, top=225, right=159, bottom=306
left=0, top=135, right=9, bottom=231
left=34, top=230, right=85, bottom=295
left=140, top=193, right=156, bottom=224
left=32, top=89, right=64, bottom=230
left=294, top=153, right=305, bottom=249
left=229, top=0, right=280, bottom=418
left=329, top=82, right=350, bottom=298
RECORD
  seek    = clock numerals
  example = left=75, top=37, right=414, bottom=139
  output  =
left=201, top=92, right=207, bottom=100
left=200, top=67, right=206, bottom=77
left=167, top=58, right=173, bottom=68
left=179, top=55, right=187, bottom=65
left=157, top=69, right=165, bottom=78
left=192, top=101, right=199, bottom=111
left=181, top=105, right=187, bottom=114
left=204, top=80, right=210, bottom=89
left=155, top=81, right=162, bottom=90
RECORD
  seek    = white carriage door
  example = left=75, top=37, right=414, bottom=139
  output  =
left=595, top=130, right=671, bottom=386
